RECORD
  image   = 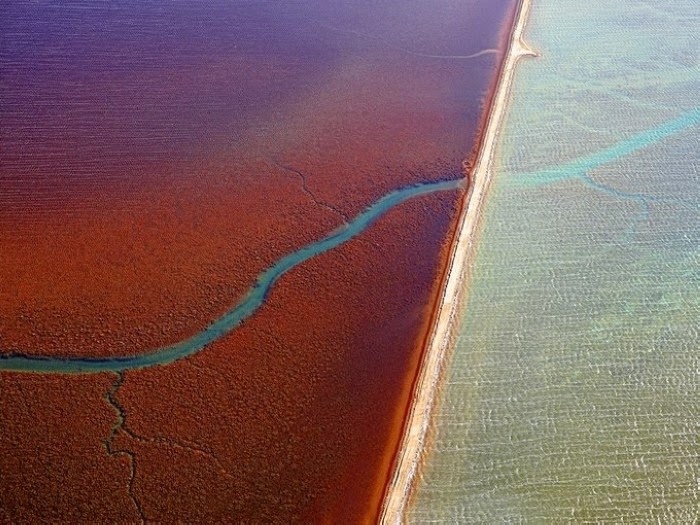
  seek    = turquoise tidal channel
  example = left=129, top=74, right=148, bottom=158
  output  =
left=0, top=178, right=464, bottom=374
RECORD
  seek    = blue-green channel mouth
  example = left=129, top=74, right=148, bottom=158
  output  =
left=0, top=178, right=463, bottom=374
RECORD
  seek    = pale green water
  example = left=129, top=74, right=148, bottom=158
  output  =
left=409, top=0, right=699, bottom=522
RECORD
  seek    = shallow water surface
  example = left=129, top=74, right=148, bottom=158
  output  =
left=409, top=0, right=699, bottom=521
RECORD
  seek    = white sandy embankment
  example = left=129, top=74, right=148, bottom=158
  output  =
left=379, top=1, right=537, bottom=523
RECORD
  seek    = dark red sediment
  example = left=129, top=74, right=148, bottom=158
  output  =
left=1, top=0, right=519, bottom=521
left=113, top=191, right=463, bottom=522
left=0, top=374, right=142, bottom=522
left=0, top=192, right=459, bottom=522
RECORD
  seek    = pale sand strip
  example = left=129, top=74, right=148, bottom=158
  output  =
left=379, top=1, right=536, bottom=523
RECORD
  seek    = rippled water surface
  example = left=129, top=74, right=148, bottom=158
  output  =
left=409, top=0, right=699, bottom=522
left=1, top=1, right=517, bottom=521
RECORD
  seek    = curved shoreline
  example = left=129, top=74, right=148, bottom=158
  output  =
left=378, top=0, right=536, bottom=522
left=0, top=178, right=463, bottom=374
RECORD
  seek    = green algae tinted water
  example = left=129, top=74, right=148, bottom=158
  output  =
left=409, top=0, right=699, bottom=522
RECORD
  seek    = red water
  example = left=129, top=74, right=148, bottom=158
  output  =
left=0, top=0, right=518, bottom=520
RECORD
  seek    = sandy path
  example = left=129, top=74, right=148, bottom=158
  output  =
left=378, top=0, right=536, bottom=522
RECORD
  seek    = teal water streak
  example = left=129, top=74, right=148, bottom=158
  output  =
left=512, top=108, right=700, bottom=188
left=409, top=0, right=699, bottom=520
left=0, top=178, right=462, bottom=374
left=510, top=109, right=699, bottom=243
left=4, top=105, right=696, bottom=375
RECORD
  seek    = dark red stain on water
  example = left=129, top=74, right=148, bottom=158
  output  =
left=1, top=0, right=517, bottom=521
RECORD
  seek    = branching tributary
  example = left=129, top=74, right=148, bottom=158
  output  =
left=103, top=372, right=238, bottom=521
left=509, top=108, right=700, bottom=241
left=104, top=373, right=146, bottom=522
left=3, top=108, right=697, bottom=522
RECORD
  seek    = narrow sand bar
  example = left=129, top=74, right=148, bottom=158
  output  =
left=379, top=0, right=536, bottom=522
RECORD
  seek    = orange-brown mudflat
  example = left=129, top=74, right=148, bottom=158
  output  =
left=1, top=0, right=517, bottom=521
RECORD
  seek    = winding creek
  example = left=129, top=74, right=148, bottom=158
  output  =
left=0, top=178, right=463, bottom=374
left=4, top=104, right=698, bottom=375
left=4, top=105, right=697, bottom=375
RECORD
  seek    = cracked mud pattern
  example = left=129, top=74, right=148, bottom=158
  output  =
left=1, top=0, right=516, bottom=521
left=1, top=192, right=461, bottom=521
left=0, top=374, right=139, bottom=522
left=104, top=374, right=146, bottom=521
